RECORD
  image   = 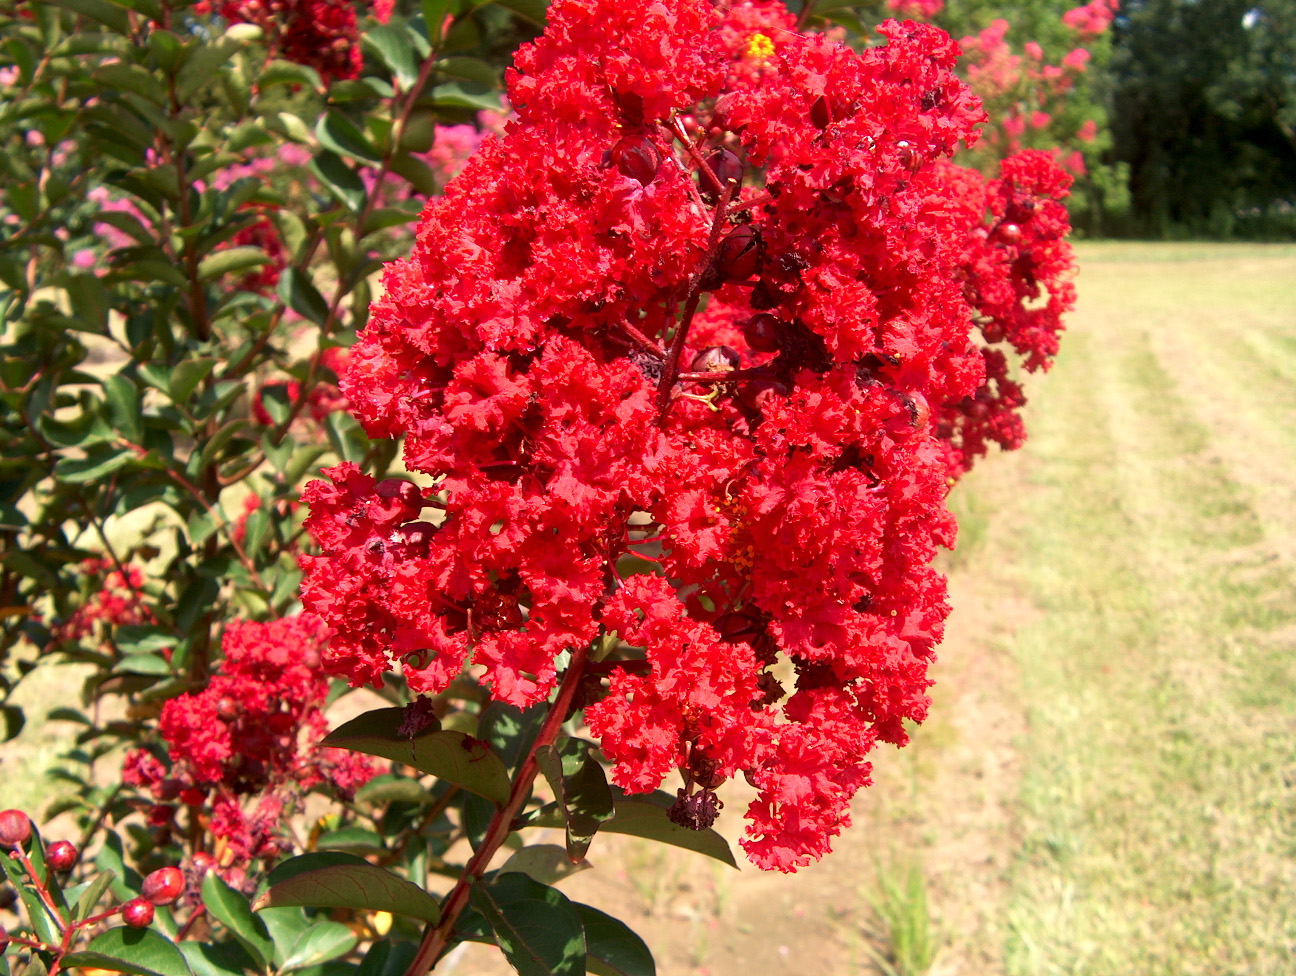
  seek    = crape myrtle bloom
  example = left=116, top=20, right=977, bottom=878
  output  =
left=302, top=0, right=1074, bottom=871
left=204, top=0, right=362, bottom=83
left=125, top=615, right=373, bottom=866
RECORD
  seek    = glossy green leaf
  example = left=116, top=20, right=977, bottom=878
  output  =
left=469, top=873, right=585, bottom=976
left=478, top=701, right=545, bottom=771
left=316, top=110, right=383, bottom=165
left=489, top=0, right=548, bottom=25
left=523, top=790, right=737, bottom=867
left=201, top=870, right=274, bottom=969
left=114, top=626, right=178, bottom=655
left=355, top=776, right=434, bottom=806
left=278, top=267, right=331, bottom=325
left=1, top=850, right=60, bottom=943
left=72, top=870, right=117, bottom=922
left=63, top=927, right=194, bottom=976
left=49, top=0, right=131, bottom=32
left=176, top=34, right=243, bottom=102
left=311, top=150, right=367, bottom=213
left=177, top=941, right=258, bottom=976
left=169, top=358, right=216, bottom=403
left=258, top=59, right=322, bottom=92
left=497, top=844, right=589, bottom=886
left=255, top=852, right=441, bottom=923
left=535, top=742, right=613, bottom=862
left=577, top=905, right=655, bottom=976
left=197, top=246, right=270, bottom=281
left=0, top=705, right=25, bottom=743
left=54, top=445, right=134, bottom=483
left=355, top=938, right=417, bottom=976
left=103, top=373, right=143, bottom=445
left=279, top=922, right=358, bottom=973
left=324, top=707, right=511, bottom=805
left=365, top=24, right=418, bottom=89
left=429, top=79, right=501, bottom=112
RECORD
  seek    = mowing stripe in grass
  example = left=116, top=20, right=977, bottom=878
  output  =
left=999, top=248, right=1296, bottom=976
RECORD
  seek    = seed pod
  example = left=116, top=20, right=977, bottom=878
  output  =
left=739, top=376, right=789, bottom=412
left=810, top=94, right=833, bottom=130
left=142, top=866, right=185, bottom=906
left=122, top=898, right=155, bottom=928
left=690, top=345, right=740, bottom=373
left=742, top=313, right=781, bottom=352
left=716, top=225, right=761, bottom=282
left=46, top=841, right=77, bottom=872
left=0, top=810, right=31, bottom=848
left=610, top=134, right=661, bottom=186
left=702, top=149, right=743, bottom=204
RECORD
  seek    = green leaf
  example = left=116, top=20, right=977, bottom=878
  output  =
left=198, top=246, right=270, bottom=281
left=478, top=701, right=545, bottom=771
left=577, top=905, right=655, bottom=976
left=497, top=845, right=590, bottom=886
left=523, top=790, right=737, bottom=868
left=310, top=150, right=367, bottom=213
left=315, top=825, right=386, bottom=854
left=49, top=0, right=131, bottom=32
left=434, top=56, right=498, bottom=86
left=361, top=205, right=421, bottom=237
left=201, top=870, right=273, bottom=969
left=420, top=0, right=455, bottom=42
left=316, top=110, right=383, bottom=166
left=534, top=742, right=614, bottom=862
left=104, top=373, right=143, bottom=445
left=114, top=626, right=178, bottom=655
left=112, top=654, right=172, bottom=676
left=356, top=939, right=417, bottom=976
left=255, top=852, right=441, bottom=923
left=63, top=927, right=194, bottom=976
left=278, top=267, right=331, bottom=326
left=72, top=870, right=117, bottom=922
left=324, top=707, right=511, bottom=805
left=176, top=34, right=243, bottom=103
left=468, top=873, right=585, bottom=976
left=365, top=25, right=418, bottom=89
left=355, top=776, right=433, bottom=806
left=429, top=79, right=501, bottom=113
left=169, top=358, right=216, bottom=403
left=1, top=704, right=25, bottom=743
left=257, top=59, right=322, bottom=92
left=280, top=922, right=358, bottom=973
left=489, top=0, right=548, bottom=24
left=54, top=445, right=134, bottom=483
left=177, top=941, right=258, bottom=976
left=92, top=61, right=168, bottom=104
left=1, top=850, right=60, bottom=943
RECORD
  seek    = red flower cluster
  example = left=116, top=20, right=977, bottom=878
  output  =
left=206, top=0, right=361, bottom=83
left=125, top=615, right=372, bottom=864
left=302, top=0, right=1074, bottom=870
left=50, top=558, right=152, bottom=647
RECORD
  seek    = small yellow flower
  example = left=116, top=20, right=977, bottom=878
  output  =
left=745, top=32, right=775, bottom=62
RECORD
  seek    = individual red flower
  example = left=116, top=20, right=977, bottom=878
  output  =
left=303, top=0, right=1074, bottom=871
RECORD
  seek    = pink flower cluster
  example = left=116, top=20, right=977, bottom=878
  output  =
left=1062, top=0, right=1118, bottom=39
left=125, top=615, right=373, bottom=865
left=301, top=0, right=1074, bottom=871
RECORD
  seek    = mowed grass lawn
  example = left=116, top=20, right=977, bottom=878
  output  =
left=994, top=242, right=1296, bottom=976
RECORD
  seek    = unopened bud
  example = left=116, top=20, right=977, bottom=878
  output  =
left=702, top=149, right=743, bottom=204
left=142, top=866, right=185, bottom=906
left=216, top=698, right=238, bottom=721
left=690, top=346, right=740, bottom=373
left=716, top=225, right=761, bottom=282
left=998, top=223, right=1022, bottom=245
left=610, top=134, right=661, bottom=186
left=0, top=810, right=31, bottom=848
left=46, top=840, right=77, bottom=872
left=667, top=787, right=723, bottom=830
left=742, top=313, right=781, bottom=353
left=122, top=897, right=154, bottom=928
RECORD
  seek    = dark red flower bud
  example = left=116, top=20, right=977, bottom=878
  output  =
left=1007, top=196, right=1038, bottom=222
left=190, top=852, right=215, bottom=875
left=739, top=376, right=789, bottom=412
left=0, top=810, right=31, bottom=848
left=810, top=94, right=832, bottom=130
left=610, top=134, right=661, bottom=186
left=142, top=866, right=185, bottom=906
left=257, top=838, right=281, bottom=860
left=387, top=521, right=438, bottom=557
left=714, top=612, right=755, bottom=642
left=690, top=346, right=740, bottom=373
left=742, top=313, right=781, bottom=353
left=998, top=223, right=1022, bottom=245
left=716, top=225, right=761, bottom=282
left=46, top=840, right=77, bottom=872
left=982, top=322, right=1005, bottom=344
left=689, top=750, right=727, bottom=790
left=701, top=149, right=743, bottom=204
left=216, top=698, right=238, bottom=721
left=667, top=787, right=723, bottom=830
left=122, top=897, right=154, bottom=928
left=375, top=479, right=422, bottom=508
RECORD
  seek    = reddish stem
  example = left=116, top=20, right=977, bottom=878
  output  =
left=403, top=642, right=593, bottom=976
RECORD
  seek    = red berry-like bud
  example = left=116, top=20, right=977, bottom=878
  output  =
left=742, top=313, right=781, bottom=353
left=0, top=810, right=31, bottom=848
left=690, top=346, right=740, bottom=373
left=190, top=852, right=215, bottom=874
left=216, top=697, right=238, bottom=721
left=998, top=223, right=1022, bottom=245
left=610, top=134, right=661, bottom=186
left=716, top=225, right=761, bottom=282
left=46, top=840, right=77, bottom=872
left=903, top=391, right=931, bottom=431
left=122, top=897, right=154, bottom=928
left=142, top=866, right=185, bottom=906
left=701, top=149, right=743, bottom=204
